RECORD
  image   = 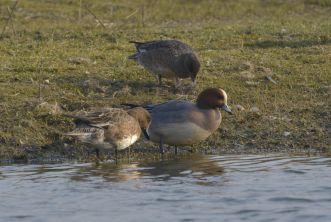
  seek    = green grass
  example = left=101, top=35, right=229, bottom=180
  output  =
left=0, top=0, right=331, bottom=162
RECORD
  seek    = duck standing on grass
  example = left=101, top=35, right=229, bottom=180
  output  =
left=123, top=88, right=232, bottom=154
left=65, top=107, right=151, bottom=161
left=128, top=40, right=200, bottom=89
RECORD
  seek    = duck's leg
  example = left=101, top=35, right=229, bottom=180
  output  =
left=128, top=147, right=131, bottom=163
left=190, top=77, right=197, bottom=88
left=115, top=149, right=118, bottom=164
left=142, top=128, right=150, bottom=140
left=95, top=148, right=100, bottom=159
left=155, top=75, right=162, bottom=86
left=174, top=77, right=182, bottom=89
left=159, top=138, right=164, bottom=155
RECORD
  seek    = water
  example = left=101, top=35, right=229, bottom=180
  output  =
left=1, top=154, right=331, bottom=222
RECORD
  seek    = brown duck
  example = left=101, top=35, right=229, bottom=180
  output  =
left=66, top=107, right=150, bottom=158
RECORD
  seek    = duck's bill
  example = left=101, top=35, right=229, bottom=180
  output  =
left=141, top=128, right=150, bottom=140
left=221, top=104, right=232, bottom=114
left=191, top=77, right=197, bottom=86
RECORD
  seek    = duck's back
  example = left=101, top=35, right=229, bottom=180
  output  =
left=73, top=108, right=128, bottom=127
left=135, top=40, right=193, bottom=55
left=131, top=40, right=196, bottom=78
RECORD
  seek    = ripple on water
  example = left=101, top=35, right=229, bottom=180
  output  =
left=269, top=197, right=314, bottom=203
left=1, top=154, right=331, bottom=222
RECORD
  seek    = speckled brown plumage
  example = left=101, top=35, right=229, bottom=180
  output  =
left=66, top=108, right=150, bottom=150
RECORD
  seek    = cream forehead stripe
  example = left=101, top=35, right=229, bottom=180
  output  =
left=219, top=89, right=228, bottom=103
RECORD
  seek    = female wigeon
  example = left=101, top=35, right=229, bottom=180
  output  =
left=124, top=88, right=232, bottom=154
left=65, top=107, right=150, bottom=159
left=128, top=40, right=200, bottom=88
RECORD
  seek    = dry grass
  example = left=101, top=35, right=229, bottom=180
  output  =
left=0, top=0, right=330, bottom=162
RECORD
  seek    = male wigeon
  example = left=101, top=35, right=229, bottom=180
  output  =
left=65, top=107, right=150, bottom=159
left=128, top=40, right=200, bottom=88
left=124, top=88, right=232, bottom=154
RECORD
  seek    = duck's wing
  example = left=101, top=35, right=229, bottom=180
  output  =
left=122, top=100, right=194, bottom=114
left=69, top=108, right=130, bottom=128
left=66, top=126, right=103, bottom=137
left=147, top=101, right=200, bottom=128
left=128, top=41, right=159, bottom=60
left=65, top=124, right=105, bottom=144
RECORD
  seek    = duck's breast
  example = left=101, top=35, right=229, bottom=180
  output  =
left=114, top=134, right=140, bottom=150
left=104, top=115, right=141, bottom=150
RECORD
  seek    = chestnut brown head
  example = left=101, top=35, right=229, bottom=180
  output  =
left=196, top=88, right=232, bottom=114
left=127, top=107, right=151, bottom=129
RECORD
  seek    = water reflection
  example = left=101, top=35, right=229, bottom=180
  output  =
left=71, top=154, right=224, bottom=183
left=1, top=155, right=331, bottom=222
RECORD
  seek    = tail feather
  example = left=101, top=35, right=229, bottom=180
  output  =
left=129, top=41, right=143, bottom=51
left=129, top=40, right=157, bottom=46
left=128, top=53, right=138, bottom=60
left=121, top=103, right=155, bottom=113
left=64, top=114, right=94, bottom=127
left=65, top=131, right=93, bottom=142
left=129, top=40, right=155, bottom=51
left=121, top=103, right=141, bottom=108
left=65, top=131, right=90, bottom=137
left=65, top=127, right=102, bottom=136
left=129, top=40, right=144, bottom=45
left=129, top=41, right=145, bottom=49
